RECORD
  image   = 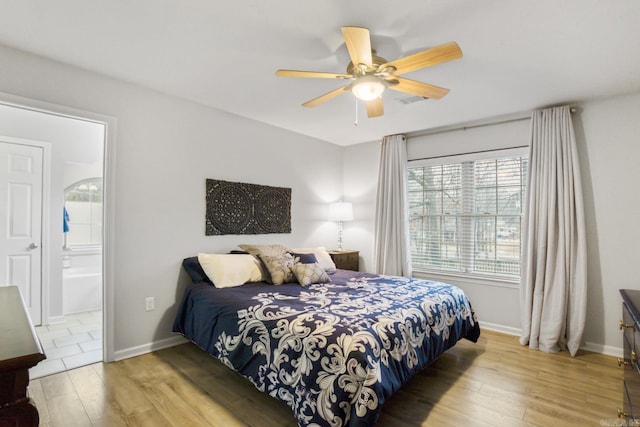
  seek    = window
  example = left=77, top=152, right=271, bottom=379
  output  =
left=408, top=150, right=527, bottom=279
left=64, top=178, right=103, bottom=247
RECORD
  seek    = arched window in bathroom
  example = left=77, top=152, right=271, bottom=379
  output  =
left=64, top=178, right=103, bottom=248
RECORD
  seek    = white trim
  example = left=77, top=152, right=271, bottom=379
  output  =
left=480, top=322, right=522, bottom=336
left=481, top=321, right=623, bottom=357
left=102, top=116, right=117, bottom=362
left=113, top=335, right=188, bottom=361
left=41, top=143, right=51, bottom=326
left=582, top=341, right=623, bottom=358
left=0, top=91, right=117, bottom=363
left=47, top=315, right=66, bottom=325
left=413, top=269, right=519, bottom=289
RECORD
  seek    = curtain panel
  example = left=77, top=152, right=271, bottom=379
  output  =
left=520, top=106, right=587, bottom=356
left=374, top=134, right=412, bottom=276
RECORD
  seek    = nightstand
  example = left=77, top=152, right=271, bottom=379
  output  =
left=327, top=250, right=359, bottom=271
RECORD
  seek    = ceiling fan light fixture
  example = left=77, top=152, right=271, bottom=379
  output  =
left=351, top=75, right=386, bottom=101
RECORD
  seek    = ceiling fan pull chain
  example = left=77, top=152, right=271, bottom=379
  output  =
left=354, top=98, right=359, bottom=126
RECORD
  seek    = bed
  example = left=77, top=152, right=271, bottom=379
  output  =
left=173, top=254, right=480, bottom=427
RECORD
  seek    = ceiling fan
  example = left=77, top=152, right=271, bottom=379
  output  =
left=276, top=26, right=463, bottom=118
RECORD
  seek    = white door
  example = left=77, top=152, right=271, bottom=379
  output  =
left=0, top=140, right=43, bottom=325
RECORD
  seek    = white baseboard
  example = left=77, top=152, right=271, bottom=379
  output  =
left=113, top=334, right=188, bottom=361
left=47, top=315, right=66, bottom=325
left=480, top=321, right=522, bottom=336
left=480, top=322, right=623, bottom=357
left=110, top=328, right=623, bottom=362
left=582, top=341, right=623, bottom=358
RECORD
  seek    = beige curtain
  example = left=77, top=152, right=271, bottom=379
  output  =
left=373, top=134, right=411, bottom=276
left=520, top=106, right=587, bottom=356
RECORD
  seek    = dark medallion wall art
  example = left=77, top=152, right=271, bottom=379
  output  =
left=205, top=179, right=291, bottom=235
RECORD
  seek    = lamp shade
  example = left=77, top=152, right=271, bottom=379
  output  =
left=328, top=202, right=353, bottom=221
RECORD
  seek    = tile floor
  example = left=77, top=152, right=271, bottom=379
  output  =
left=30, top=310, right=103, bottom=379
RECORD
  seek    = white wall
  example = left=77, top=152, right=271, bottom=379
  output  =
left=343, top=91, right=640, bottom=355
left=342, top=140, right=380, bottom=273
left=64, top=161, right=103, bottom=189
left=575, top=91, right=640, bottom=354
left=0, top=43, right=343, bottom=357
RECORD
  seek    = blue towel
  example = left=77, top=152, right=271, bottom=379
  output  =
left=63, top=206, right=70, bottom=233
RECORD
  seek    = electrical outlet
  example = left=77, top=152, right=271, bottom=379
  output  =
left=145, top=296, right=155, bottom=311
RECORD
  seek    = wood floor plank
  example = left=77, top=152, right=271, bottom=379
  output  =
left=160, top=344, right=265, bottom=407
left=26, top=329, right=624, bottom=426
left=44, top=392, right=94, bottom=426
left=98, top=360, right=159, bottom=419
left=67, top=364, right=128, bottom=426
left=39, top=370, right=77, bottom=400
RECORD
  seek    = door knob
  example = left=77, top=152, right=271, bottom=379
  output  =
left=28, top=243, right=39, bottom=250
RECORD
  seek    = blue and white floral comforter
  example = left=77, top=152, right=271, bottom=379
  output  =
left=173, top=270, right=480, bottom=426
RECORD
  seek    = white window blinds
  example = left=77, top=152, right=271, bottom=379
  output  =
left=408, top=149, right=527, bottom=279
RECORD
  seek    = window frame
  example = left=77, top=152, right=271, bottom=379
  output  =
left=408, top=147, right=528, bottom=286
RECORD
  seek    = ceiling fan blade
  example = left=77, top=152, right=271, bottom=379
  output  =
left=382, top=42, right=462, bottom=75
left=366, top=98, right=384, bottom=118
left=342, top=26, right=372, bottom=68
left=389, top=77, right=450, bottom=99
left=302, top=85, right=350, bottom=108
left=276, top=69, right=352, bottom=79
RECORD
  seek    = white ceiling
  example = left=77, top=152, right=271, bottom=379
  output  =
left=0, top=0, right=638, bottom=146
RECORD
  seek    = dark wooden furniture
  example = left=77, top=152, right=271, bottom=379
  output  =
left=327, top=250, right=359, bottom=271
left=620, top=289, right=640, bottom=422
left=0, top=286, right=46, bottom=427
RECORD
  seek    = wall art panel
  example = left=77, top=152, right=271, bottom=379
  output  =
left=205, top=179, right=291, bottom=235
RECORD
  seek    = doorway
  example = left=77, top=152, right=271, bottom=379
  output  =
left=0, top=98, right=112, bottom=377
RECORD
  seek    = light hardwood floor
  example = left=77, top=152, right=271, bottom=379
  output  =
left=29, top=329, right=623, bottom=426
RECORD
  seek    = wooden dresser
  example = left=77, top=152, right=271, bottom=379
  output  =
left=327, top=250, right=359, bottom=271
left=620, top=289, right=640, bottom=422
left=0, top=286, right=46, bottom=427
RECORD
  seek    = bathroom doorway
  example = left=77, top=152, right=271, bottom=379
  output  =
left=0, top=100, right=108, bottom=378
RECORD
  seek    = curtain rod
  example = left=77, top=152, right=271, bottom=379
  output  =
left=407, top=107, right=577, bottom=139
left=409, top=145, right=529, bottom=162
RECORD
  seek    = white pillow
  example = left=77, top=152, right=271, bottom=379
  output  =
left=290, top=247, right=336, bottom=273
left=198, top=253, right=264, bottom=288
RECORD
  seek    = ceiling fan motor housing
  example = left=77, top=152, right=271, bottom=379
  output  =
left=346, top=50, right=389, bottom=75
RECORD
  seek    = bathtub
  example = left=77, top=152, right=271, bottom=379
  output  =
left=63, top=250, right=102, bottom=315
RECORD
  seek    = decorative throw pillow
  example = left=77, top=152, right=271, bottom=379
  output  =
left=258, top=253, right=296, bottom=285
left=289, top=251, right=318, bottom=264
left=182, top=256, right=213, bottom=285
left=238, top=244, right=290, bottom=258
left=290, top=247, right=336, bottom=273
left=237, top=244, right=290, bottom=281
left=197, top=253, right=264, bottom=288
left=291, top=263, right=330, bottom=287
